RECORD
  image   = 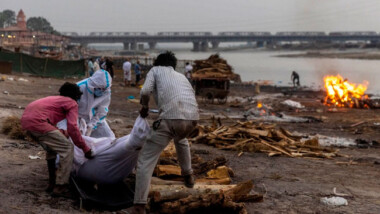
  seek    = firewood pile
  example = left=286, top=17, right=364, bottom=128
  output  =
left=189, top=120, right=341, bottom=159
left=192, top=54, right=241, bottom=82
left=148, top=142, right=262, bottom=214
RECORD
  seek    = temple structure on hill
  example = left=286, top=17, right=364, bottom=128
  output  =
left=0, top=9, right=68, bottom=57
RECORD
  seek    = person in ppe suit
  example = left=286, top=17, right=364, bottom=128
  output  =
left=77, top=69, right=115, bottom=139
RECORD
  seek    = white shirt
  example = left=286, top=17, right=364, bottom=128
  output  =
left=185, top=64, right=193, bottom=73
left=141, top=66, right=199, bottom=120
left=185, top=64, right=193, bottom=79
left=123, top=61, right=131, bottom=72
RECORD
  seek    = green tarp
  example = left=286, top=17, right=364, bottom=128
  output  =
left=0, top=50, right=85, bottom=78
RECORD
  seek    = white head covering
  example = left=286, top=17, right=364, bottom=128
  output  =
left=77, top=69, right=112, bottom=121
left=86, top=69, right=112, bottom=92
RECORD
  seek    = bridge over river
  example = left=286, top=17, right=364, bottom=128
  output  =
left=64, top=31, right=380, bottom=51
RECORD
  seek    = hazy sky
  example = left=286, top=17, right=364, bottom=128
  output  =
left=2, top=0, right=380, bottom=33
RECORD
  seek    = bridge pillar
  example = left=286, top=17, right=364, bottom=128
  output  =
left=192, top=42, right=200, bottom=52
left=265, top=41, right=273, bottom=47
left=130, top=42, right=137, bottom=50
left=256, top=41, right=264, bottom=48
left=200, top=41, right=209, bottom=52
left=370, top=40, right=378, bottom=48
left=148, top=42, right=157, bottom=50
left=211, top=41, right=219, bottom=49
left=123, top=42, right=130, bottom=50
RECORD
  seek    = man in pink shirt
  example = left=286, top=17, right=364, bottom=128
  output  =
left=21, top=82, right=93, bottom=197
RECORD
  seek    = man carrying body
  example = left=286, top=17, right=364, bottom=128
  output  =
left=128, top=51, right=199, bottom=214
left=21, top=82, right=93, bottom=197
left=123, top=58, right=132, bottom=87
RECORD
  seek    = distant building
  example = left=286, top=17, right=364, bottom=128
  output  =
left=0, top=9, right=68, bottom=55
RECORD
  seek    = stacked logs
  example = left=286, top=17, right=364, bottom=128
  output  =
left=153, top=180, right=260, bottom=214
left=190, top=121, right=341, bottom=159
left=192, top=54, right=241, bottom=82
left=149, top=142, right=263, bottom=213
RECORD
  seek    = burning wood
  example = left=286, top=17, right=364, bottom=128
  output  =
left=323, top=74, right=370, bottom=108
left=190, top=121, right=340, bottom=159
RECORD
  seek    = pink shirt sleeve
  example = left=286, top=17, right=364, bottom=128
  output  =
left=65, top=102, right=91, bottom=153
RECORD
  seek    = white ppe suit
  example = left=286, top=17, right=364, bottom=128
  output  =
left=77, top=69, right=115, bottom=139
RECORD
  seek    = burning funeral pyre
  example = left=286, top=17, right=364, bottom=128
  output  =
left=323, top=74, right=370, bottom=108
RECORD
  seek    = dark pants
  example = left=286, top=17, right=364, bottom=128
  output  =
left=293, top=77, right=300, bottom=87
left=107, top=69, right=114, bottom=78
left=136, top=74, right=141, bottom=85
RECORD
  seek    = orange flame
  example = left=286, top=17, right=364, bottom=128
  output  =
left=257, top=102, right=263, bottom=108
left=323, top=74, right=369, bottom=108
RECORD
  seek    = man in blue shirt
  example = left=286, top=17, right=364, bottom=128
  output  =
left=134, top=61, right=142, bottom=86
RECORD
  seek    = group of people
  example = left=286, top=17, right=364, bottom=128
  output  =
left=21, top=51, right=199, bottom=214
left=88, top=57, right=114, bottom=78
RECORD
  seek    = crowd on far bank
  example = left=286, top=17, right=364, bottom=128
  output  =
left=87, top=57, right=143, bottom=87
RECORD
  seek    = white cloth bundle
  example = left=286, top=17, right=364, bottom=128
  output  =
left=58, top=116, right=150, bottom=184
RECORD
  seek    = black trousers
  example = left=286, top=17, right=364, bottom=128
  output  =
left=136, top=74, right=141, bottom=85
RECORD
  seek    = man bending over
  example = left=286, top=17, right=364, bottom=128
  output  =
left=21, top=82, right=93, bottom=197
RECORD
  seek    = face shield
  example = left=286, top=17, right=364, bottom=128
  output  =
left=94, top=88, right=106, bottom=97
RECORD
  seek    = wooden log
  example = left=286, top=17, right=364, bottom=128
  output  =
left=158, top=157, right=178, bottom=166
left=196, top=177, right=232, bottom=185
left=155, top=165, right=182, bottom=177
left=258, top=140, right=294, bottom=157
left=279, top=127, right=303, bottom=141
left=291, top=151, right=336, bottom=159
left=236, top=194, right=264, bottom=203
left=157, top=180, right=254, bottom=214
left=274, top=130, right=296, bottom=144
left=350, top=121, right=366, bottom=127
left=151, top=177, right=183, bottom=185
left=237, top=127, right=269, bottom=137
left=160, top=141, right=177, bottom=158
left=150, top=184, right=236, bottom=203
left=193, top=156, right=227, bottom=175
left=207, top=166, right=231, bottom=179
left=220, top=139, right=254, bottom=150
left=224, top=180, right=254, bottom=201
left=159, top=192, right=247, bottom=214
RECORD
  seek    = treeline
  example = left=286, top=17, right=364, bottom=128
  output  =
left=0, top=9, right=60, bottom=35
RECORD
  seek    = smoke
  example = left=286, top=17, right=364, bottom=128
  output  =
left=306, top=54, right=380, bottom=93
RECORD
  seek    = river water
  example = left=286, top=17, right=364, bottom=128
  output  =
left=94, top=44, right=380, bottom=94
left=173, top=50, right=380, bottom=94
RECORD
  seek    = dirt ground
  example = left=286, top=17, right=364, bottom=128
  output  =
left=0, top=72, right=379, bottom=214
